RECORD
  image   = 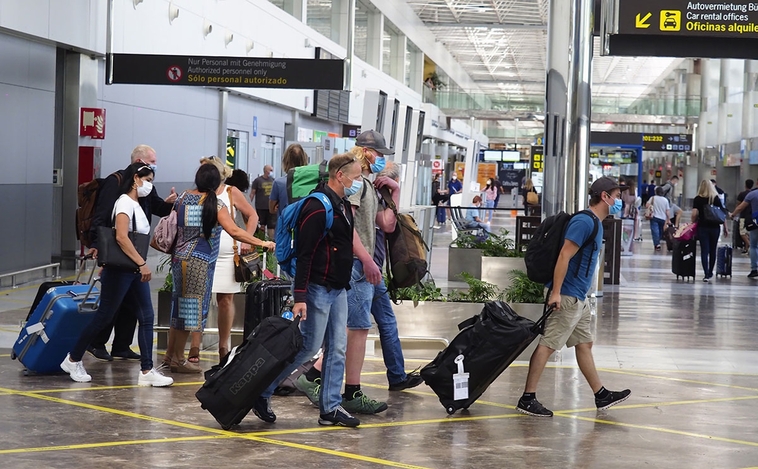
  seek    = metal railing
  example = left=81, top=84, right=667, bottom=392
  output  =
left=0, top=263, right=61, bottom=289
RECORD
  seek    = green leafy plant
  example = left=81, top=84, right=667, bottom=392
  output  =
left=502, top=270, right=545, bottom=304
left=451, top=228, right=521, bottom=258
left=448, top=272, right=503, bottom=303
left=394, top=280, right=446, bottom=303
left=156, top=255, right=173, bottom=293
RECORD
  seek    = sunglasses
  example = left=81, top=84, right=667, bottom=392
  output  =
left=336, top=157, right=358, bottom=174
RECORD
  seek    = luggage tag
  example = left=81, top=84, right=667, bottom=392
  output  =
left=453, top=354, right=469, bottom=401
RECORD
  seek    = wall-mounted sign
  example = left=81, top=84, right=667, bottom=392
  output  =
left=530, top=145, right=544, bottom=173
left=80, top=108, right=106, bottom=139
left=107, top=54, right=344, bottom=90
left=655, top=170, right=662, bottom=178
left=342, top=124, right=361, bottom=138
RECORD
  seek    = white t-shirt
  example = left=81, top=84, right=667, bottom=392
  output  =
left=111, top=194, right=150, bottom=234
left=650, top=195, right=671, bottom=221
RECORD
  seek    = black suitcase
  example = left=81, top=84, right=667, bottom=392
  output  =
left=421, top=301, right=552, bottom=415
left=733, top=220, right=744, bottom=250
left=672, top=239, right=696, bottom=281
left=716, top=245, right=733, bottom=277
left=243, top=279, right=292, bottom=339
left=196, top=316, right=303, bottom=429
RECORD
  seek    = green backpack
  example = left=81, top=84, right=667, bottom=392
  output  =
left=286, top=161, right=329, bottom=203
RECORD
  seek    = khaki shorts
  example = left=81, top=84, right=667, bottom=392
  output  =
left=740, top=219, right=748, bottom=237
left=540, top=292, right=593, bottom=350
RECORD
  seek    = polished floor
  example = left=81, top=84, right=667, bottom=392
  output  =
left=2, top=213, right=758, bottom=468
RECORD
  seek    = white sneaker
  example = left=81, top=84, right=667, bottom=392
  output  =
left=60, top=354, right=92, bottom=382
left=138, top=368, right=174, bottom=387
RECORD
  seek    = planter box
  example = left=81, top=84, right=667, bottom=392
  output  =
left=447, top=248, right=482, bottom=281
left=509, top=302, right=546, bottom=362
left=481, top=257, right=526, bottom=290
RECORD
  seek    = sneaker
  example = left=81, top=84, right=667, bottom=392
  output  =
left=252, top=397, right=276, bottom=423
left=86, top=346, right=113, bottom=362
left=388, top=370, right=424, bottom=391
left=138, top=368, right=174, bottom=387
left=294, top=375, right=321, bottom=406
left=703, top=277, right=709, bottom=283
left=595, top=389, right=631, bottom=410
left=341, top=390, right=388, bottom=414
left=655, top=245, right=662, bottom=251
left=60, top=354, right=92, bottom=383
left=318, top=405, right=360, bottom=427
left=111, top=349, right=141, bottom=360
left=748, top=270, right=758, bottom=279
left=516, top=397, right=553, bottom=417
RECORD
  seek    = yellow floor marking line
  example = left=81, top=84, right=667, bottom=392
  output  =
left=0, top=435, right=230, bottom=455
left=26, top=381, right=204, bottom=394
left=0, top=327, right=20, bottom=333
left=600, top=368, right=758, bottom=392
left=359, top=382, right=516, bottom=410
left=557, top=394, right=758, bottom=415
left=598, top=367, right=758, bottom=377
left=249, top=436, right=432, bottom=469
left=0, top=354, right=9, bottom=358
left=559, top=413, right=758, bottom=448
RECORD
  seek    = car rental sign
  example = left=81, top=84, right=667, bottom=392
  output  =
left=107, top=54, right=344, bottom=90
left=619, top=0, right=758, bottom=37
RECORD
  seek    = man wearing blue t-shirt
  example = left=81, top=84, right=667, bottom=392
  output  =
left=517, top=176, right=631, bottom=417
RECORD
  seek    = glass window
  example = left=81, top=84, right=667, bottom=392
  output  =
left=354, top=2, right=368, bottom=61
left=307, top=0, right=332, bottom=41
left=382, top=22, right=393, bottom=76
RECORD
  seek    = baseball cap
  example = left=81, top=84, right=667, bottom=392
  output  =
left=589, top=176, right=627, bottom=197
left=355, top=130, right=394, bottom=155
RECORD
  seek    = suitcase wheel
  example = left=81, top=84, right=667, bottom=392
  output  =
left=10, top=351, right=16, bottom=360
left=221, top=423, right=233, bottom=431
left=446, top=406, right=457, bottom=415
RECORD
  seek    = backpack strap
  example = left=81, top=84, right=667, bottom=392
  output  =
left=306, top=192, right=334, bottom=234
left=572, top=210, right=600, bottom=278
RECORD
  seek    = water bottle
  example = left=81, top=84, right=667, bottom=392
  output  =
left=589, top=293, right=597, bottom=316
left=281, top=297, right=294, bottom=320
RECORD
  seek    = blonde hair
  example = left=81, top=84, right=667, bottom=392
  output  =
left=697, top=179, right=718, bottom=200
left=348, top=145, right=373, bottom=172
left=130, top=145, right=155, bottom=163
left=524, top=178, right=534, bottom=191
left=199, top=156, right=233, bottom=180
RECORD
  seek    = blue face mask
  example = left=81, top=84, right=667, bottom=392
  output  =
left=149, top=164, right=157, bottom=174
left=608, top=197, right=623, bottom=215
left=343, top=177, right=364, bottom=197
left=370, top=156, right=386, bottom=174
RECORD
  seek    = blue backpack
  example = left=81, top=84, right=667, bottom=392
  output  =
left=275, top=192, right=334, bottom=278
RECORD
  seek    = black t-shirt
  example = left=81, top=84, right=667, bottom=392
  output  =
left=737, top=189, right=754, bottom=219
left=692, top=196, right=724, bottom=228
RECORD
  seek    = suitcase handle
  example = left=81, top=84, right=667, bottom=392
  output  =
left=70, top=257, right=101, bottom=313
left=532, top=304, right=555, bottom=335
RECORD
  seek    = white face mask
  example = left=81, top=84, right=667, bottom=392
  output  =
left=137, top=180, right=153, bottom=198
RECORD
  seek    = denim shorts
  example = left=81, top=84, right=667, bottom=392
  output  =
left=346, top=259, right=373, bottom=330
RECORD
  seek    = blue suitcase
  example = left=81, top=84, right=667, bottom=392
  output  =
left=11, top=274, right=100, bottom=375
left=716, top=245, right=732, bottom=277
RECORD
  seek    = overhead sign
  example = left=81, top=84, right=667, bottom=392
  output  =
left=530, top=145, right=544, bottom=173
left=107, top=54, right=344, bottom=90
left=619, top=0, right=758, bottom=37
left=641, top=133, right=692, bottom=151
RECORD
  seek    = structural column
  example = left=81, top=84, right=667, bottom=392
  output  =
left=390, top=33, right=407, bottom=84
left=365, top=10, right=384, bottom=70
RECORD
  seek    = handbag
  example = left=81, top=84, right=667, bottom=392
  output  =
left=673, top=222, right=698, bottom=241
left=701, top=199, right=727, bottom=225
left=228, top=187, right=262, bottom=283
left=96, top=208, right=150, bottom=272
left=151, top=192, right=185, bottom=253
left=644, top=196, right=654, bottom=220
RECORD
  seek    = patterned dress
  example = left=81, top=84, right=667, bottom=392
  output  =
left=170, top=192, right=224, bottom=332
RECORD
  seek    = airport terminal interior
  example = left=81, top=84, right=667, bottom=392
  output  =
left=3, top=0, right=758, bottom=468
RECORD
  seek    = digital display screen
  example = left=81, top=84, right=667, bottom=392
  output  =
left=483, top=150, right=502, bottom=162
left=502, top=151, right=521, bottom=162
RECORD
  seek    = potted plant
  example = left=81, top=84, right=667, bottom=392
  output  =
left=501, top=269, right=546, bottom=319
left=448, top=229, right=525, bottom=288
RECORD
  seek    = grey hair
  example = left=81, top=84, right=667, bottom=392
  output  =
left=378, top=161, right=400, bottom=181
left=130, top=144, right=156, bottom=163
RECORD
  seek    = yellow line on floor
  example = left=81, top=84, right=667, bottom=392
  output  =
left=359, top=382, right=516, bottom=410
left=26, top=382, right=204, bottom=394
left=0, top=354, right=9, bottom=358
left=559, top=413, right=758, bottom=448
left=557, top=394, right=758, bottom=415
left=600, top=368, right=758, bottom=392
left=0, top=435, right=230, bottom=455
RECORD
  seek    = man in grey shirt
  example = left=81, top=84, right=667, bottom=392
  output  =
left=250, top=165, right=275, bottom=239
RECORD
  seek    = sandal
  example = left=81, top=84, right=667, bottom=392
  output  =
left=159, top=352, right=173, bottom=371
left=171, top=359, right=202, bottom=374
left=188, top=347, right=200, bottom=364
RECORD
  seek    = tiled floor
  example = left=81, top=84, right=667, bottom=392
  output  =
left=2, top=213, right=758, bottom=468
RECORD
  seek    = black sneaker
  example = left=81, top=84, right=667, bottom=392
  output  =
left=86, top=346, right=113, bottom=362
left=318, top=405, right=360, bottom=427
left=388, top=371, right=424, bottom=391
left=595, top=389, right=631, bottom=410
left=111, top=349, right=141, bottom=360
left=516, top=398, right=553, bottom=417
left=748, top=270, right=758, bottom=279
left=252, top=397, right=276, bottom=423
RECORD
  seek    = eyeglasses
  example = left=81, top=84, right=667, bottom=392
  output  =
left=336, top=157, right=358, bottom=174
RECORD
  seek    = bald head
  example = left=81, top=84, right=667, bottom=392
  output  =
left=131, top=145, right=156, bottom=165
left=263, top=165, right=273, bottom=177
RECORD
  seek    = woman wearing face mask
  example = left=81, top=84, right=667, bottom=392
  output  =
left=483, top=179, right=497, bottom=223
left=61, top=163, right=173, bottom=386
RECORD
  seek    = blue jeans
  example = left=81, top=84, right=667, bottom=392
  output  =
left=261, top=284, right=348, bottom=414
left=697, top=225, right=720, bottom=278
left=371, top=280, right=407, bottom=385
left=750, top=229, right=758, bottom=271
left=650, top=217, right=666, bottom=248
left=484, top=199, right=495, bottom=221
left=70, top=267, right=155, bottom=371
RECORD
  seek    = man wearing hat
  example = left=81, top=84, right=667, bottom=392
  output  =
left=517, top=176, right=631, bottom=417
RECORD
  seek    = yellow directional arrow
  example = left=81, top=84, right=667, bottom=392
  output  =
left=636, top=12, right=652, bottom=29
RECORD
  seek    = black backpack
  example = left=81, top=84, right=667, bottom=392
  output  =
left=525, top=210, right=599, bottom=284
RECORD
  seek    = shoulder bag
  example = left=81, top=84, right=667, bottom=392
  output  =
left=151, top=192, right=185, bottom=253
left=644, top=196, right=655, bottom=220
left=701, top=197, right=727, bottom=225
left=229, top=187, right=262, bottom=283
left=97, top=206, right=150, bottom=272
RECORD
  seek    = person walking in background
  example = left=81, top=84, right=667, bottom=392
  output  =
left=711, top=179, right=727, bottom=207
left=660, top=176, right=679, bottom=205
left=640, top=180, right=651, bottom=207
left=167, top=164, right=274, bottom=373
left=269, top=144, right=308, bottom=216
left=251, top=165, right=276, bottom=239
left=730, top=185, right=758, bottom=278
left=645, top=187, right=671, bottom=252
left=692, top=179, right=728, bottom=282
left=522, top=178, right=538, bottom=216
left=483, top=179, right=497, bottom=223
left=61, top=163, right=173, bottom=387
left=431, top=173, right=449, bottom=228
left=735, top=179, right=755, bottom=255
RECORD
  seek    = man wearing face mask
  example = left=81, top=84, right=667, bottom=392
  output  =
left=85, top=145, right=177, bottom=362
left=517, top=177, right=631, bottom=417
left=448, top=172, right=463, bottom=195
